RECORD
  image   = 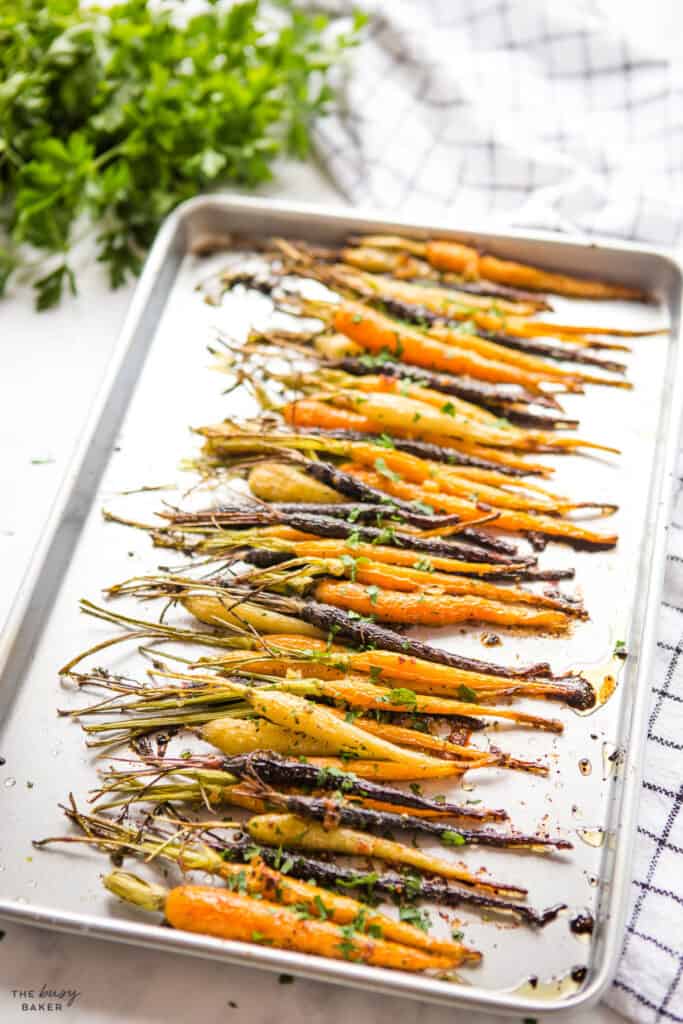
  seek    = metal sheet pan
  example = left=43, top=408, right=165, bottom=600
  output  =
left=1, top=195, right=681, bottom=1018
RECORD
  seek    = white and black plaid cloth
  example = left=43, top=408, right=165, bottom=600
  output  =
left=315, top=0, right=683, bottom=247
left=311, top=3, right=683, bottom=1020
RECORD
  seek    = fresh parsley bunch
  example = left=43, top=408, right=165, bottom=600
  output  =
left=0, top=0, right=364, bottom=309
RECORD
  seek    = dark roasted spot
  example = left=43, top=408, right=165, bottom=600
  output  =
left=570, top=912, right=594, bottom=935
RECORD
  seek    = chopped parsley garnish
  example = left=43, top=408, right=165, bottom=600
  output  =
left=398, top=905, right=431, bottom=932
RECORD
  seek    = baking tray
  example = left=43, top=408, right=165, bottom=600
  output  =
left=1, top=195, right=681, bottom=1018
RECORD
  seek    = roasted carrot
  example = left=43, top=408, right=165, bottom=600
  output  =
left=247, top=814, right=524, bottom=898
left=202, top=636, right=593, bottom=709
left=313, top=578, right=571, bottom=631
left=433, top=439, right=552, bottom=475
left=182, top=593, right=324, bottom=638
left=248, top=462, right=344, bottom=505
left=278, top=401, right=552, bottom=473
left=339, top=246, right=551, bottom=309
left=245, top=687, right=443, bottom=767
left=297, top=674, right=564, bottom=732
left=260, top=538, right=529, bottom=576
left=322, top=709, right=542, bottom=772
left=105, top=872, right=476, bottom=970
left=358, top=234, right=647, bottom=301
left=308, top=758, right=481, bottom=781
left=201, top=716, right=337, bottom=757
left=334, top=263, right=653, bottom=340
left=324, top=708, right=493, bottom=762
left=332, top=302, right=562, bottom=390
left=308, top=390, right=617, bottom=454
left=333, top=558, right=584, bottom=614
left=345, top=466, right=618, bottom=548
left=75, top=811, right=469, bottom=957
left=340, top=441, right=608, bottom=513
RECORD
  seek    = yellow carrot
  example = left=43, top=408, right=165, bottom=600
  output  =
left=246, top=688, right=443, bottom=767
left=247, top=814, right=524, bottom=898
left=202, top=717, right=337, bottom=757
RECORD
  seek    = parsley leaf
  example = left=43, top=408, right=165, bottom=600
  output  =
left=398, top=905, right=431, bottom=932
left=441, top=829, right=467, bottom=847
left=374, top=457, right=401, bottom=482
left=456, top=684, right=478, bottom=702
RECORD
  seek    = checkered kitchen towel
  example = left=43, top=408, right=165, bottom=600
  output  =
left=310, top=2, right=683, bottom=1020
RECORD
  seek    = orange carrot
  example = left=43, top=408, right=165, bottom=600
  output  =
left=200, top=634, right=568, bottom=700
left=283, top=397, right=372, bottom=432
left=304, top=673, right=564, bottom=732
left=313, top=579, right=570, bottom=631
left=429, top=324, right=618, bottom=381
left=218, top=857, right=467, bottom=955
left=430, top=438, right=552, bottom=475
left=204, top=636, right=587, bottom=708
left=424, top=239, right=647, bottom=301
left=344, top=466, right=618, bottom=547
left=343, top=442, right=587, bottom=513
left=340, top=247, right=547, bottom=312
left=279, top=399, right=552, bottom=474
left=345, top=558, right=583, bottom=613
left=332, top=302, right=560, bottom=390
left=324, top=708, right=494, bottom=765
left=271, top=538, right=530, bottom=576
left=162, top=884, right=475, bottom=969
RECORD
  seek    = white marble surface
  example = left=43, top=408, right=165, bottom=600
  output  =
left=0, top=159, right=627, bottom=1024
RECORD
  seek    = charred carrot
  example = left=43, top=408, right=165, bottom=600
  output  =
left=221, top=635, right=593, bottom=709
left=320, top=365, right=572, bottom=427
left=182, top=751, right=506, bottom=820
left=242, top=537, right=538, bottom=578
left=308, top=758, right=486, bottom=781
left=53, top=807, right=475, bottom=957
left=262, top=793, right=571, bottom=852
left=244, top=846, right=562, bottom=926
left=169, top=585, right=558, bottom=682
left=163, top=506, right=522, bottom=564
left=247, top=813, right=525, bottom=898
